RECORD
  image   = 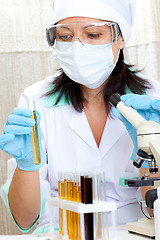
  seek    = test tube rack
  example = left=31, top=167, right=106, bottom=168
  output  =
left=48, top=197, right=117, bottom=240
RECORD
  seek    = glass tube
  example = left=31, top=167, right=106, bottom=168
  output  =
left=101, top=172, right=109, bottom=240
left=67, top=172, right=72, bottom=239
left=64, top=172, right=70, bottom=238
left=95, top=171, right=103, bottom=240
left=94, top=170, right=109, bottom=240
left=82, top=174, right=94, bottom=240
left=73, top=173, right=78, bottom=240
left=58, top=172, right=64, bottom=235
left=30, top=100, right=41, bottom=165
left=70, top=172, right=74, bottom=240
left=77, top=174, right=81, bottom=240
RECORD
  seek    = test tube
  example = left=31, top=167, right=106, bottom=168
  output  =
left=73, top=173, right=78, bottom=240
left=64, top=172, right=71, bottom=239
left=30, top=100, right=41, bottom=165
left=58, top=172, right=64, bottom=235
left=93, top=171, right=103, bottom=240
left=95, top=171, right=109, bottom=240
left=101, top=172, right=109, bottom=240
left=77, top=174, right=81, bottom=240
left=67, top=173, right=72, bottom=239
left=69, top=173, right=74, bottom=240
left=81, top=174, right=93, bottom=240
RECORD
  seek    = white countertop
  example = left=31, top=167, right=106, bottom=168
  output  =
left=113, top=225, right=152, bottom=240
left=0, top=225, right=151, bottom=240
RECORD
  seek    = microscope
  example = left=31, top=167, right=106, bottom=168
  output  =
left=110, top=93, right=160, bottom=238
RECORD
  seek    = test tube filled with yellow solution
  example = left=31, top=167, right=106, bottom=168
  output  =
left=64, top=172, right=72, bottom=239
left=72, top=173, right=81, bottom=240
left=30, top=100, right=41, bottom=165
left=58, top=172, right=64, bottom=235
left=58, top=172, right=81, bottom=240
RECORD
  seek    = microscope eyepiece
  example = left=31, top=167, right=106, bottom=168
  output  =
left=109, top=93, right=121, bottom=107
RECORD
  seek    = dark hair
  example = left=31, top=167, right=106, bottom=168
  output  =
left=46, top=49, right=151, bottom=115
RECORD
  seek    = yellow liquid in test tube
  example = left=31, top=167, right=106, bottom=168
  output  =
left=61, top=181, right=65, bottom=235
left=64, top=179, right=68, bottom=200
left=30, top=109, right=41, bottom=165
left=58, top=181, right=64, bottom=235
left=77, top=188, right=81, bottom=240
left=67, top=179, right=72, bottom=239
left=70, top=181, right=74, bottom=240
left=73, top=182, right=78, bottom=240
left=64, top=178, right=71, bottom=238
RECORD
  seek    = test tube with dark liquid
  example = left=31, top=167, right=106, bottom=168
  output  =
left=81, top=175, right=94, bottom=240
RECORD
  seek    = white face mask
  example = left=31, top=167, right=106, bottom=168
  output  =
left=53, top=41, right=117, bottom=89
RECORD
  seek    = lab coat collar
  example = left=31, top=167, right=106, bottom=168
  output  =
left=67, top=109, right=126, bottom=157
left=99, top=116, right=126, bottom=158
left=68, top=109, right=99, bottom=154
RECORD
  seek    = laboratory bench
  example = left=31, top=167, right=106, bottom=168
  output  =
left=0, top=225, right=152, bottom=240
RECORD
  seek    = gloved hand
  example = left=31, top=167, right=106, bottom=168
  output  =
left=112, top=94, right=160, bottom=168
left=0, top=107, right=46, bottom=171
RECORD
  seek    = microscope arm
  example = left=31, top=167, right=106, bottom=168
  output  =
left=110, top=93, right=160, bottom=168
left=149, top=139, right=160, bottom=168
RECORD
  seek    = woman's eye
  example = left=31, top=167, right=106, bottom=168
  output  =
left=87, top=33, right=101, bottom=39
left=58, top=35, right=72, bottom=41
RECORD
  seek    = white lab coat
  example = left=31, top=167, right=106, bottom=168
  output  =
left=2, top=73, right=160, bottom=227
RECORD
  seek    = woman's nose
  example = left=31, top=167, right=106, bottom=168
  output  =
left=72, top=36, right=84, bottom=45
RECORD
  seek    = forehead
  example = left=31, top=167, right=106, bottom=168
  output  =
left=57, top=17, right=107, bottom=24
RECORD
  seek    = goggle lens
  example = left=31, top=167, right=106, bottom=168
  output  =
left=46, top=22, right=121, bottom=47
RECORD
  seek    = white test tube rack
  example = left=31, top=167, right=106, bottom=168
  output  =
left=48, top=197, right=117, bottom=240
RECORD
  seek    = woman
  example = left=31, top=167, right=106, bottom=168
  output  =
left=1, top=0, right=160, bottom=233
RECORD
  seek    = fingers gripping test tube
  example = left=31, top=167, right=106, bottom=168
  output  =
left=30, top=100, right=41, bottom=165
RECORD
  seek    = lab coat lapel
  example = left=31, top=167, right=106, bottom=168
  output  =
left=68, top=110, right=99, bottom=153
left=99, top=117, right=126, bottom=158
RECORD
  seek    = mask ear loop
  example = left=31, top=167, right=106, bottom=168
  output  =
left=114, top=49, right=120, bottom=65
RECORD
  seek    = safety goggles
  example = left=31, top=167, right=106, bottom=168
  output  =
left=46, top=21, right=121, bottom=47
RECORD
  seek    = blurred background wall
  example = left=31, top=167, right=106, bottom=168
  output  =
left=0, top=0, right=160, bottom=235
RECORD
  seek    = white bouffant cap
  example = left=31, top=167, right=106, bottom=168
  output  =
left=50, top=0, right=135, bottom=45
